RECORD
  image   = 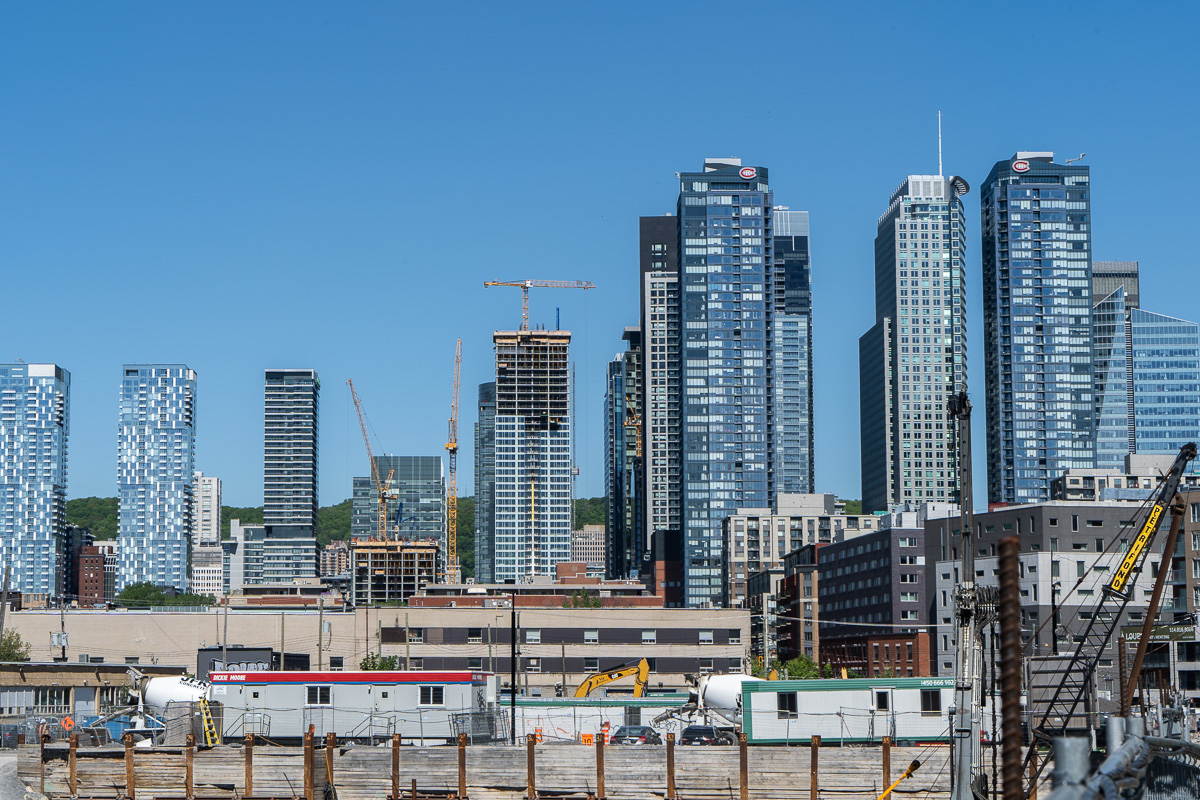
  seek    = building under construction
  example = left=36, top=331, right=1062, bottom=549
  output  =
left=350, top=538, right=439, bottom=605
left=491, top=328, right=573, bottom=582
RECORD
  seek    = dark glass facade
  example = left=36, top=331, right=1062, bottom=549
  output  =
left=982, top=153, right=1093, bottom=504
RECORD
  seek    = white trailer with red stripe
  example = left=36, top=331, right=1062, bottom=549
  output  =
left=207, top=670, right=497, bottom=744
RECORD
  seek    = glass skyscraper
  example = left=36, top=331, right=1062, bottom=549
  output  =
left=677, top=158, right=773, bottom=607
left=118, top=364, right=196, bottom=591
left=0, top=363, right=70, bottom=596
left=1092, top=263, right=1200, bottom=468
left=604, top=327, right=642, bottom=579
left=350, top=455, right=446, bottom=549
left=263, top=369, right=319, bottom=530
left=859, top=175, right=969, bottom=512
left=982, top=153, right=1093, bottom=504
left=473, top=382, right=496, bottom=583
left=771, top=208, right=815, bottom=495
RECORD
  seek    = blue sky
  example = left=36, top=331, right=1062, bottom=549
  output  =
left=3, top=2, right=1197, bottom=508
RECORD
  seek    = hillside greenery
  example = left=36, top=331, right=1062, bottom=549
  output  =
left=574, top=497, right=605, bottom=527
left=65, top=497, right=120, bottom=540
left=841, top=499, right=863, bottom=515
left=64, top=494, right=603, bottom=582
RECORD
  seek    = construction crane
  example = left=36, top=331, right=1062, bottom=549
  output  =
left=347, top=379, right=394, bottom=540
left=1022, top=441, right=1197, bottom=793
left=483, top=279, right=596, bottom=330
left=445, top=339, right=462, bottom=584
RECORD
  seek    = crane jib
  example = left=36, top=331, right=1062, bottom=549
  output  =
left=1110, top=502, right=1164, bottom=594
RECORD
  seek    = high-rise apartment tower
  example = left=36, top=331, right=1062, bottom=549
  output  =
left=0, top=363, right=70, bottom=595
left=118, top=364, right=197, bottom=591
left=677, top=158, right=773, bottom=606
left=491, top=329, right=572, bottom=581
left=859, top=175, right=970, bottom=512
left=982, top=153, right=1093, bottom=504
left=263, top=369, right=319, bottom=530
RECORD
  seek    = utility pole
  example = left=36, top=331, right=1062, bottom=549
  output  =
left=510, top=593, right=517, bottom=744
left=405, top=613, right=411, bottom=669
left=317, top=595, right=325, bottom=671
left=0, top=565, right=11, bottom=647
left=59, top=603, right=67, bottom=661
left=280, top=613, right=286, bottom=670
left=222, top=600, right=230, bottom=669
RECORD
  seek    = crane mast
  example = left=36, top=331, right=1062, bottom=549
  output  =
left=948, top=391, right=992, bottom=800
left=446, top=339, right=462, bottom=584
left=347, top=379, right=392, bottom=540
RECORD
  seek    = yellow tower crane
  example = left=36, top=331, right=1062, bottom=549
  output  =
left=482, top=279, right=596, bottom=330
left=445, top=339, right=462, bottom=584
left=347, top=379, right=394, bottom=539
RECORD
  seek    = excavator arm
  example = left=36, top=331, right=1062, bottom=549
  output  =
left=574, top=659, right=650, bottom=698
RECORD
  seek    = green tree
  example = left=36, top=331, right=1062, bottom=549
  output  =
left=840, top=499, right=863, bottom=515
left=779, top=654, right=822, bottom=679
left=0, top=629, right=31, bottom=661
left=116, top=582, right=214, bottom=607
left=360, top=652, right=399, bottom=670
left=562, top=589, right=601, bottom=608
left=65, top=497, right=119, bottom=540
left=456, top=496, right=475, bottom=579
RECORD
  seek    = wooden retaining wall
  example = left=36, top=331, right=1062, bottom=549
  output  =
left=17, top=733, right=1054, bottom=800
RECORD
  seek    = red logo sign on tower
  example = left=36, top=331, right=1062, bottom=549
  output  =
left=1012, top=160, right=1030, bottom=173
left=739, top=167, right=757, bottom=179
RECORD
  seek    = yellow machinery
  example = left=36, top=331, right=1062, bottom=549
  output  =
left=574, top=658, right=650, bottom=698
left=347, top=379, right=394, bottom=539
left=445, top=339, right=462, bottom=584
left=483, top=279, right=596, bottom=330
left=199, top=698, right=219, bottom=747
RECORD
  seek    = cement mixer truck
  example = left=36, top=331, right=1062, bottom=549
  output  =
left=653, top=673, right=765, bottom=744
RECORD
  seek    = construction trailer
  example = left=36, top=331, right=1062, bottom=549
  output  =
left=209, top=670, right=496, bottom=743
left=741, top=676, right=997, bottom=744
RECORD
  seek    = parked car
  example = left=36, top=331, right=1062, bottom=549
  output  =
left=612, top=725, right=662, bottom=745
left=679, top=725, right=730, bottom=745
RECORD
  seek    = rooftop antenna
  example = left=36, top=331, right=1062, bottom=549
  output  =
left=937, top=110, right=943, bottom=177
left=1065, top=152, right=1087, bottom=165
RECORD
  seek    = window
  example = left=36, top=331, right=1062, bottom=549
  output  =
left=525, top=629, right=541, bottom=644
left=645, top=658, right=657, bottom=672
left=306, top=686, right=331, bottom=706
left=1050, top=537, right=1059, bottom=551
left=1077, top=561, right=1086, bottom=578
left=329, top=657, right=344, bottom=671
left=584, top=630, right=598, bottom=644
left=699, top=658, right=714, bottom=674
left=419, top=686, right=444, bottom=706
left=585, top=657, right=599, bottom=671
left=1052, top=561, right=1060, bottom=578
left=468, top=657, right=483, bottom=670
left=920, top=689, right=942, bottom=714
left=467, top=628, right=482, bottom=643
left=409, top=658, right=424, bottom=670
left=898, top=537, right=918, bottom=547
left=777, top=692, right=798, bottom=719
left=642, top=630, right=656, bottom=645
left=875, top=691, right=890, bottom=711
left=900, top=592, right=918, bottom=602
left=527, top=658, right=541, bottom=673
left=728, top=628, right=742, bottom=644
left=699, top=630, right=714, bottom=645
left=901, top=610, right=920, bottom=620
left=408, top=628, right=424, bottom=644
left=124, top=656, right=140, bottom=665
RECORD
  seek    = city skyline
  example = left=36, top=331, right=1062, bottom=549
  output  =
left=4, top=5, right=1197, bottom=511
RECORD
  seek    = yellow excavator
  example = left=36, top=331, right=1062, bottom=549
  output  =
left=574, top=659, right=650, bottom=698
